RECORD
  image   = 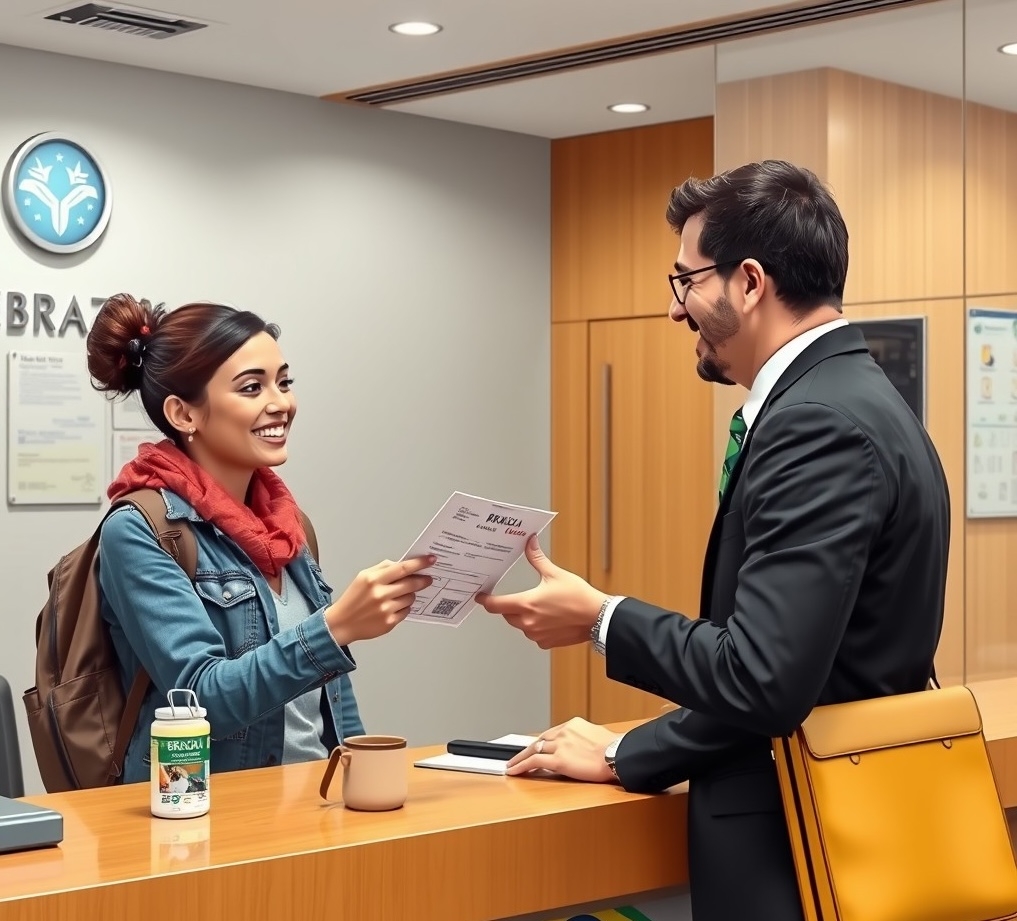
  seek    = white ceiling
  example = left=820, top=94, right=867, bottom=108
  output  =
left=388, top=47, right=718, bottom=139
left=0, top=0, right=1014, bottom=138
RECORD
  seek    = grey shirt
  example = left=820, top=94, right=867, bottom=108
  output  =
left=272, top=570, right=329, bottom=764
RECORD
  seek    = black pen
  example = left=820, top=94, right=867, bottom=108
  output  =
left=447, top=739, right=527, bottom=760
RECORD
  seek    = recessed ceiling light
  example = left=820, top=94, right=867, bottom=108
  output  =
left=999, top=42, right=1017, bottom=55
left=608, top=103, right=650, bottom=114
left=389, top=21, right=442, bottom=36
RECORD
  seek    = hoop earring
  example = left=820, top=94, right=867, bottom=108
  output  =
left=187, top=427, right=196, bottom=444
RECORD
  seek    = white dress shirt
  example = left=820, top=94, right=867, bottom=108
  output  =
left=594, top=318, right=849, bottom=650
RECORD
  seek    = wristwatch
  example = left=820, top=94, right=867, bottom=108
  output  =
left=604, top=737, right=621, bottom=778
left=591, top=596, right=614, bottom=656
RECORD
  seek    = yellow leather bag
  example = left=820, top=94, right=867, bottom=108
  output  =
left=773, top=685, right=1017, bottom=921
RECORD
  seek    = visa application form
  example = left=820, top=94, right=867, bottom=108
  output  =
left=401, top=491, right=556, bottom=627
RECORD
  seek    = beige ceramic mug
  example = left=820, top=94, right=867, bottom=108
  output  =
left=319, top=735, right=408, bottom=811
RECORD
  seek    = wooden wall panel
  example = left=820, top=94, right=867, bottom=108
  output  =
left=965, top=293, right=1017, bottom=682
left=550, top=130, right=634, bottom=322
left=552, top=119, right=713, bottom=323
left=916, top=299, right=966, bottom=686
left=966, top=102, right=1017, bottom=298
left=715, top=70, right=829, bottom=175
left=549, top=322, right=590, bottom=723
left=631, top=117, right=714, bottom=319
left=826, top=69, right=964, bottom=305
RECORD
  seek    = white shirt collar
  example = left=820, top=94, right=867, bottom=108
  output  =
left=741, top=319, right=849, bottom=430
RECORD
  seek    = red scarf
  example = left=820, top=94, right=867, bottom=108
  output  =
left=108, top=440, right=305, bottom=579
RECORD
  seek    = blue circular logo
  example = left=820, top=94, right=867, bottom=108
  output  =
left=3, top=132, right=112, bottom=254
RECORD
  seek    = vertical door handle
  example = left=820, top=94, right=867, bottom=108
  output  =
left=601, top=363, right=612, bottom=573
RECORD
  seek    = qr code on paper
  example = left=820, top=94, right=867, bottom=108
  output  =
left=430, top=597, right=462, bottom=620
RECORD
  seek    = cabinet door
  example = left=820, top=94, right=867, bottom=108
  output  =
left=551, top=131, right=634, bottom=323
left=587, top=317, right=715, bottom=724
left=551, top=118, right=713, bottom=323
left=550, top=322, right=591, bottom=724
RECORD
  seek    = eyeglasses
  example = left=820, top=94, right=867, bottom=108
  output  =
left=668, top=260, right=744, bottom=305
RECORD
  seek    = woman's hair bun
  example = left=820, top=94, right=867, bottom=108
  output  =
left=86, top=293, right=165, bottom=395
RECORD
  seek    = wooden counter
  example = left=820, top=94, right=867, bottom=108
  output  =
left=0, top=730, right=687, bottom=921
left=972, top=678, right=1017, bottom=807
left=2, top=679, right=1015, bottom=921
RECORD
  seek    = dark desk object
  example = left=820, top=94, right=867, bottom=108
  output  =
left=447, top=740, right=527, bottom=760
left=0, top=675, right=24, bottom=799
left=0, top=797, right=62, bottom=854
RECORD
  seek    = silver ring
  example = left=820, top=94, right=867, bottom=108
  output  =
left=535, top=738, right=545, bottom=754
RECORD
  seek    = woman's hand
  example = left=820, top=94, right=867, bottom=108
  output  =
left=325, top=555, right=435, bottom=645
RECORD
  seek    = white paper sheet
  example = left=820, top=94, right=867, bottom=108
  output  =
left=111, top=392, right=151, bottom=431
left=413, top=735, right=539, bottom=775
left=111, top=429, right=157, bottom=481
left=402, top=491, right=556, bottom=627
left=7, top=350, right=104, bottom=505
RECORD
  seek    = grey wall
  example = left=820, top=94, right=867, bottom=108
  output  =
left=0, top=43, right=551, bottom=795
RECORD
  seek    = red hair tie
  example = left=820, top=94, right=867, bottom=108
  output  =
left=140, top=325, right=150, bottom=335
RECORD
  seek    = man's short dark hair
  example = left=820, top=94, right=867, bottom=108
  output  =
left=666, top=159, right=848, bottom=315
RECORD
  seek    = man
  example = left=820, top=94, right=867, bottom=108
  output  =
left=477, top=159, right=950, bottom=921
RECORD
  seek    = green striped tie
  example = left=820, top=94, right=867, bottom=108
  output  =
left=718, top=407, right=747, bottom=501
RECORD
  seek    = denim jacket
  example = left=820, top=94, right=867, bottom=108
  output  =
left=98, top=488, right=364, bottom=784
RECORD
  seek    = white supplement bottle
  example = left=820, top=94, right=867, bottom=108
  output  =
left=150, top=688, right=210, bottom=819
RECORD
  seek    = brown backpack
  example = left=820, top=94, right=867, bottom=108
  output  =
left=23, top=489, right=318, bottom=793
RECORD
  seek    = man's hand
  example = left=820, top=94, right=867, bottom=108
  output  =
left=476, top=535, right=606, bottom=648
left=506, top=717, right=621, bottom=783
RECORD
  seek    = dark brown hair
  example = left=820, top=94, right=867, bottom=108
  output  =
left=666, top=159, right=848, bottom=315
left=87, top=294, right=280, bottom=442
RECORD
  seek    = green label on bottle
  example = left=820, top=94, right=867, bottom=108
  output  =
left=153, top=734, right=209, bottom=807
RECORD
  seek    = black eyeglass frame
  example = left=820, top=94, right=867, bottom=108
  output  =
left=668, top=259, right=745, bottom=305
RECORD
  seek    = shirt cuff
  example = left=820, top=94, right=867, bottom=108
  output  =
left=595, top=595, right=627, bottom=652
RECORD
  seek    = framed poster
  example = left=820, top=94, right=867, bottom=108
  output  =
left=966, top=308, right=1017, bottom=518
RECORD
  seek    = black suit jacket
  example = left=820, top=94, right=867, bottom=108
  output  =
left=607, top=325, right=950, bottom=919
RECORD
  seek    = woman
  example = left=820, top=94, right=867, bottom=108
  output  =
left=87, top=294, right=432, bottom=783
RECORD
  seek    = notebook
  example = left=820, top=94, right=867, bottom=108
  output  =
left=414, top=734, right=539, bottom=775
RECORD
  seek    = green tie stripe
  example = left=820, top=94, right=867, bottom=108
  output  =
left=718, top=407, right=747, bottom=501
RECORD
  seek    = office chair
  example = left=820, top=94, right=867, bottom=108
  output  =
left=0, top=675, right=25, bottom=798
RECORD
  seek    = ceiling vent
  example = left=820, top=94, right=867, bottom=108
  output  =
left=337, top=0, right=934, bottom=105
left=44, top=3, right=207, bottom=39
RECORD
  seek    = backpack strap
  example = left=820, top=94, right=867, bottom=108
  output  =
left=105, top=488, right=198, bottom=783
left=110, top=672, right=150, bottom=782
left=120, top=488, right=198, bottom=581
left=299, top=509, right=319, bottom=563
